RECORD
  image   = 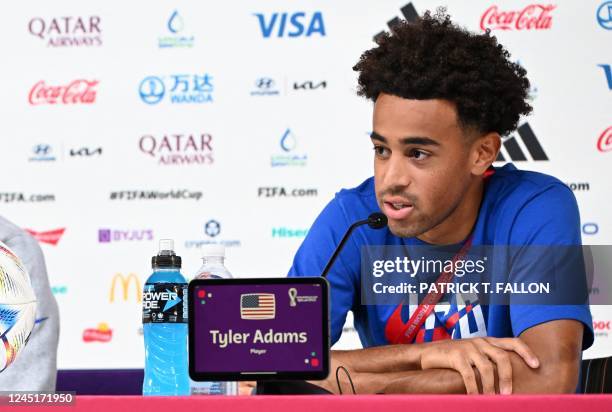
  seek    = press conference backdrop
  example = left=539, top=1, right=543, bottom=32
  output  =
left=0, top=0, right=610, bottom=369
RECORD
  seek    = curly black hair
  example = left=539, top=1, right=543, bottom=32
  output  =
left=353, top=9, right=532, bottom=136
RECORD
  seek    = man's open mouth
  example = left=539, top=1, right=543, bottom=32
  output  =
left=382, top=198, right=414, bottom=220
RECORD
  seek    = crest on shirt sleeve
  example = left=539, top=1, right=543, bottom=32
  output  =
left=384, top=292, right=487, bottom=344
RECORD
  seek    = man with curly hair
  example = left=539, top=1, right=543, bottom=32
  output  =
left=288, top=10, right=592, bottom=394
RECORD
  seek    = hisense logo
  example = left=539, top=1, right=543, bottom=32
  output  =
left=271, top=227, right=309, bottom=238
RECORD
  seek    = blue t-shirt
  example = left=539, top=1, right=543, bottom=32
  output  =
left=288, top=164, right=594, bottom=350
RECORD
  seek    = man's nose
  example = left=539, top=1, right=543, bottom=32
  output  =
left=383, top=155, right=411, bottom=189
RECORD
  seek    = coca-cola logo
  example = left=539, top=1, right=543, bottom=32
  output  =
left=597, top=126, right=612, bottom=153
left=480, top=4, right=556, bottom=31
left=139, top=134, right=214, bottom=165
left=28, top=80, right=98, bottom=105
left=593, top=320, right=612, bottom=331
left=28, top=16, right=102, bottom=47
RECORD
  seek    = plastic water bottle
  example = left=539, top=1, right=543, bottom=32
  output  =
left=190, top=244, right=239, bottom=396
left=142, top=239, right=189, bottom=396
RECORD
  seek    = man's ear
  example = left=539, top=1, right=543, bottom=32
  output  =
left=470, top=132, right=501, bottom=175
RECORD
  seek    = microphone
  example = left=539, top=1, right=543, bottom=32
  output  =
left=321, top=212, right=388, bottom=278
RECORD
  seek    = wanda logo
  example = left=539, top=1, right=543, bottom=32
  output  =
left=480, top=4, right=556, bottom=31
left=28, top=80, right=98, bottom=105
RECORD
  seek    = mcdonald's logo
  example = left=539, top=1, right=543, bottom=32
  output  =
left=109, top=273, right=142, bottom=303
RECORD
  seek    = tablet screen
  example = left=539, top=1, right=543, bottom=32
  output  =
left=188, top=277, right=329, bottom=381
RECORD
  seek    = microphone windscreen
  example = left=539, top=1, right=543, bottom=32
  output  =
left=367, top=212, right=388, bottom=229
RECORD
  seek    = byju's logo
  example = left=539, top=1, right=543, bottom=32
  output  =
left=139, top=74, right=213, bottom=104
left=254, top=12, right=325, bottom=38
left=597, top=126, right=612, bottom=153
left=271, top=128, right=307, bottom=167
left=98, top=229, right=154, bottom=243
left=29, top=144, right=56, bottom=162
left=495, top=123, right=548, bottom=162
left=139, top=133, right=213, bottom=165
left=293, top=80, right=327, bottom=91
left=597, top=1, right=612, bottom=30
left=28, top=16, right=102, bottom=47
left=251, top=78, right=280, bottom=96
left=374, top=3, right=419, bottom=42
left=159, top=10, right=194, bottom=48
left=598, top=64, right=612, bottom=89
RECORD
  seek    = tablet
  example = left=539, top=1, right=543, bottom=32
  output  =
left=188, top=277, right=329, bottom=381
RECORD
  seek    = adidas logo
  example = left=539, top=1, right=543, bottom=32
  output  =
left=374, top=3, right=419, bottom=42
left=496, top=123, right=549, bottom=162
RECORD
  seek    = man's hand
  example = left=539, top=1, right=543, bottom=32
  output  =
left=419, top=337, right=540, bottom=394
left=238, top=381, right=256, bottom=395
left=309, top=356, right=356, bottom=394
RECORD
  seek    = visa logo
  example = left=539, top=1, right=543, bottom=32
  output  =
left=254, top=12, right=325, bottom=38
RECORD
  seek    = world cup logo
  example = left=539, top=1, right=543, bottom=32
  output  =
left=288, top=288, right=298, bottom=307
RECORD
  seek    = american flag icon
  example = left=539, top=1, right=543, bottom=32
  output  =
left=240, top=293, right=276, bottom=320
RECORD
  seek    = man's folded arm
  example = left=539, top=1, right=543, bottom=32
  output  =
left=383, top=319, right=582, bottom=394
left=317, top=319, right=582, bottom=394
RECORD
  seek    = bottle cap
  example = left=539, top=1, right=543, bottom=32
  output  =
left=158, top=239, right=174, bottom=254
left=201, top=244, right=225, bottom=258
left=152, top=239, right=182, bottom=268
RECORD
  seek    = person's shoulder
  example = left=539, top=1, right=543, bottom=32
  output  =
left=332, top=176, right=377, bottom=217
left=0, top=215, right=42, bottom=259
left=483, top=164, right=580, bottom=244
left=335, top=176, right=376, bottom=201
left=488, top=164, right=573, bottom=204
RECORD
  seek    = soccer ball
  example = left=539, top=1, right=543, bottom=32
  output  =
left=0, top=241, right=36, bottom=372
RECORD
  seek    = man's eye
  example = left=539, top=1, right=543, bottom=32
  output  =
left=373, top=145, right=389, bottom=157
left=408, top=149, right=429, bottom=160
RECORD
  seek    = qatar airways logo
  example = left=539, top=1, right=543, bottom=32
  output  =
left=139, top=134, right=213, bottom=165
left=29, top=80, right=98, bottom=105
left=28, top=16, right=102, bottom=47
left=480, top=4, right=556, bottom=31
